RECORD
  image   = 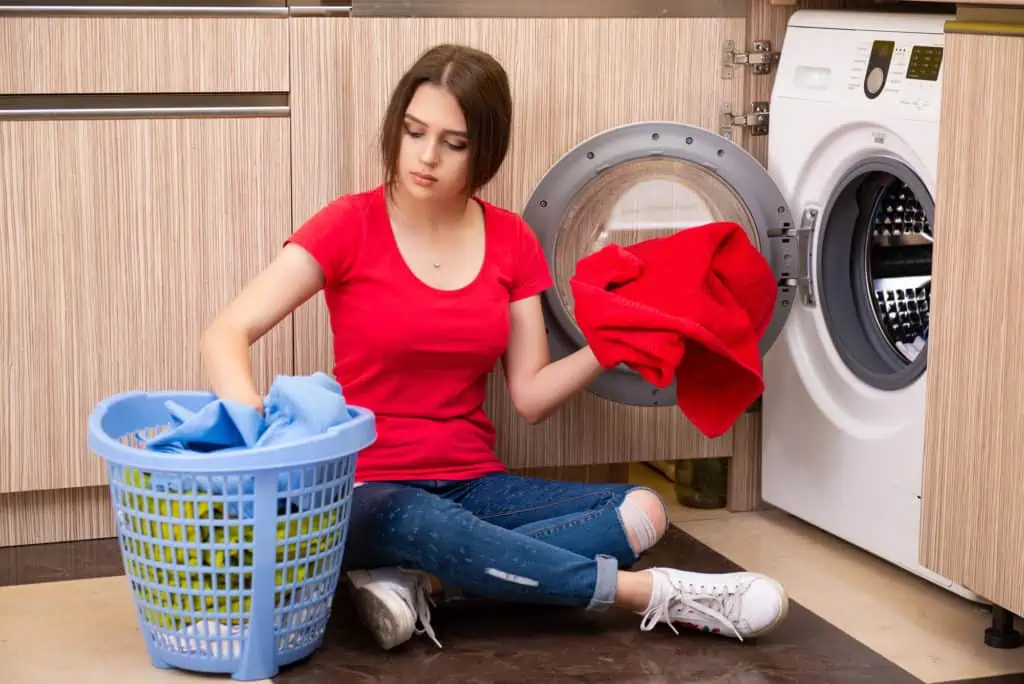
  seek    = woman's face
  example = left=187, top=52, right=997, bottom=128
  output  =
left=398, top=83, right=471, bottom=202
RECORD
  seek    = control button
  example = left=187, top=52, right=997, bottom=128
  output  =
left=865, top=66, right=885, bottom=95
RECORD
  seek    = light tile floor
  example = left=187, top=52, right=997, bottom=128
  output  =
left=0, top=576, right=264, bottom=684
left=629, top=463, right=1024, bottom=683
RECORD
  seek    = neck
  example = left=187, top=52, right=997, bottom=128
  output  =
left=388, top=182, right=471, bottom=230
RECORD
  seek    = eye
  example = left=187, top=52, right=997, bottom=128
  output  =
left=403, top=124, right=424, bottom=138
left=446, top=140, right=468, bottom=151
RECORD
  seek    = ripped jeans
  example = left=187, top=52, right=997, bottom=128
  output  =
left=341, top=473, right=656, bottom=612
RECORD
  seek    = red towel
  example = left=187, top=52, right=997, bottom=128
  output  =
left=570, top=221, right=778, bottom=438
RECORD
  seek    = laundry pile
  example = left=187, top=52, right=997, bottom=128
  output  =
left=144, top=372, right=353, bottom=514
left=117, top=373, right=354, bottom=649
left=570, top=221, right=778, bottom=438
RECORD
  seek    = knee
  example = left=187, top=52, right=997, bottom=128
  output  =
left=618, top=488, right=669, bottom=554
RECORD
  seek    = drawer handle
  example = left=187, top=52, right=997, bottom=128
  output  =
left=0, top=93, right=289, bottom=120
left=0, top=3, right=291, bottom=16
left=288, top=2, right=351, bottom=15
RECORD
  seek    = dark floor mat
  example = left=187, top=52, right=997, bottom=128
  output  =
left=273, top=525, right=923, bottom=683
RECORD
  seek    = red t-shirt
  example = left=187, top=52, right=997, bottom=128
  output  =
left=284, top=185, right=554, bottom=482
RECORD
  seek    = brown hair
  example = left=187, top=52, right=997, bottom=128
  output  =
left=380, top=44, right=513, bottom=195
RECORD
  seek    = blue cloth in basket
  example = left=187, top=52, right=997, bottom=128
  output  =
left=144, top=372, right=352, bottom=514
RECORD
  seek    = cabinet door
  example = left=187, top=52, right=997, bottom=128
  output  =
left=0, top=116, right=293, bottom=493
left=920, top=30, right=1024, bottom=611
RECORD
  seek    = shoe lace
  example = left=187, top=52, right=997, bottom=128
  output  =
left=639, top=581, right=745, bottom=641
left=406, top=573, right=442, bottom=649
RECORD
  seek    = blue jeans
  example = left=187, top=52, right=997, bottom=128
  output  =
left=342, top=473, right=653, bottom=612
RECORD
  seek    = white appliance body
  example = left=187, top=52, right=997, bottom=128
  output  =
left=762, top=11, right=983, bottom=602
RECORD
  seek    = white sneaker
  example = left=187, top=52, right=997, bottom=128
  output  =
left=638, top=568, right=789, bottom=641
left=347, top=568, right=442, bottom=650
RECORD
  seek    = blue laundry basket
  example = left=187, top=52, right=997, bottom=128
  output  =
left=87, top=389, right=375, bottom=681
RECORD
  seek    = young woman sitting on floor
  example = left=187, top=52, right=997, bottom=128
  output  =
left=200, top=43, right=790, bottom=650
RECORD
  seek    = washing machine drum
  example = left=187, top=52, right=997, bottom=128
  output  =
left=816, top=159, right=934, bottom=391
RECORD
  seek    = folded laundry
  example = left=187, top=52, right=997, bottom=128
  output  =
left=142, top=372, right=353, bottom=512
left=570, top=221, right=778, bottom=438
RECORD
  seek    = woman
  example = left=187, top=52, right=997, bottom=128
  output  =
left=201, top=43, right=789, bottom=651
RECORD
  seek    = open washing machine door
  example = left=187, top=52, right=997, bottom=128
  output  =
left=523, top=121, right=798, bottom=406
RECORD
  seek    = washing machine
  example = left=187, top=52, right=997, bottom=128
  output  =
left=758, top=9, right=983, bottom=602
left=520, top=10, right=978, bottom=601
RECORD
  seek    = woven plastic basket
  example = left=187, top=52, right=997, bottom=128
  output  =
left=87, top=389, right=375, bottom=681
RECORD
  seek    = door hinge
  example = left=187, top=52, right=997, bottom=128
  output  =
left=719, top=101, right=770, bottom=139
left=768, top=207, right=818, bottom=307
left=722, top=39, right=779, bottom=79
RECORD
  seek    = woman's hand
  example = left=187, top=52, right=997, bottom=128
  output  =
left=231, top=390, right=265, bottom=414
left=502, top=295, right=605, bottom=424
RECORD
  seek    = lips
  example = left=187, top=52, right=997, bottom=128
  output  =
left=411, top=171, right=438, bottom=184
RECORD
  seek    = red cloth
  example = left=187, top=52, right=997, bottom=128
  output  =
left=570, top=221, right=777, bottom=438
left=285, top=185, right=552, bottom=482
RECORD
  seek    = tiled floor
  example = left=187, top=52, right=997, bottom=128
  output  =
left=2, top=465, right=1024, bottom=684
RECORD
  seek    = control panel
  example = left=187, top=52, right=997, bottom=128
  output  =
left=857, top=39, right=944, bottom=110
left=774, top=22, right=947, bottom=118
left=855, top=37, right=944, bottom=117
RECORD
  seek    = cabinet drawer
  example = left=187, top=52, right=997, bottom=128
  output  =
left=0, top=14, right=289, bottom=94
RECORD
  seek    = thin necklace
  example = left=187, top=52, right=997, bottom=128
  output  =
left=388, top=193, right=452, bottom=270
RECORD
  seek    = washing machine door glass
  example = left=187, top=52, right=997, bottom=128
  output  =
left=551, top=157, right=757, bottom=335
left=523, top=122, right=796, bottom=407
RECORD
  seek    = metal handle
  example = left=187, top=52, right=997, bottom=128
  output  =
left=0, top=93, right=289, bottom=120
left=0, top=3, right=289, bottom=16
left=0, top=105, right=289, bottom=118
left=288, top=2, right=351, bottom=16
left=796, top=207, right=818, bottom=308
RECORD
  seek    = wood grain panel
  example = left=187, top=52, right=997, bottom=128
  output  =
left=290, top=18, right=352, bottom=379
left=0, top=117, right=293, bottom=493
left=919, top=31, right=1024, bottom=612
left=745, top=0, right=798, bottom=166
left=727, top=411, right=762, bottom=512
left=290, top=17, right=747, bottom=470
left=0, top=487, right=116, bottom=547
left=0, top=17, right=288, bottom=94
left=512, top=463, right=631, bottom=484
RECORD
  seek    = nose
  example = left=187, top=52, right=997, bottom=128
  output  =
left=419, top=138, right=440, bottom=167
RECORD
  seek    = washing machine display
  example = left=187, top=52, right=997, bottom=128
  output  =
left=816, top=161, right=933, bottom=391
left=523, top=122, right=796, bottom=406
left=906, top=45, right=943, bottom=81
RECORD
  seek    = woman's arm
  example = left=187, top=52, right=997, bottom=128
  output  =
left=502, top=294, right=605, bottom=425
left=201, top=244, right=325, bottom=410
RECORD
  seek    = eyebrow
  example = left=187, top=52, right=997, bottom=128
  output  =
left=404, top=114, right=468, bottom=138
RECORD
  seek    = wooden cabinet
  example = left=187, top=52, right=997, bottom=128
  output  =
left=0, top=114, right=293, bottom=494
left=0, top=12, right=293, bottom=545
left=920, top=28, right=1024, bottom=613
